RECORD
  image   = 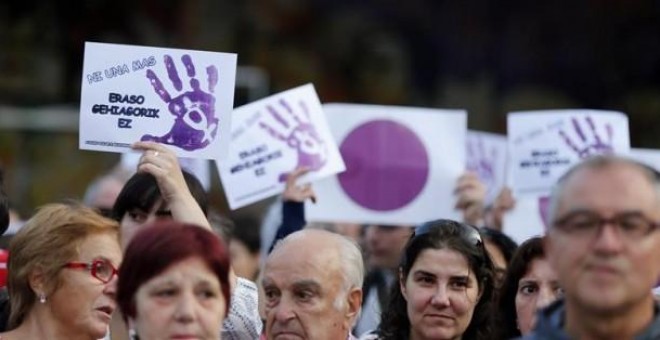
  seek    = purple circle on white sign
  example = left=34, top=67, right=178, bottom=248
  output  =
left=338, top=119, right=429, bottom=211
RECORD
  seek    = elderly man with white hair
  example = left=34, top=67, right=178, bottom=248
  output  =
left=261, top=228, right=364, bottom=340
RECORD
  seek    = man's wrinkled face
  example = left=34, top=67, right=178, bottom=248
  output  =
left=546, top=163, right=660, bottom=314
left=261, top=241, right=351, bottom=340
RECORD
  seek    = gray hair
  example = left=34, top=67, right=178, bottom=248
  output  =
left=272, top=228, right=365, bottom=290
left=547, top=155, right=660, bottom=227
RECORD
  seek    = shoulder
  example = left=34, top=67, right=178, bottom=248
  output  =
left=221, top=278, right=263, bottom=340
left=521, top=299, right=569, bottom=340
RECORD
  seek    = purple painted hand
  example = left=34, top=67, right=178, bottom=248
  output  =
left=142, top=54, right=219, bottom=151
left=259, top=99, right=328, bottom=182
left=466, top=135, right=497, bottom=195
left=559, top=116, right=613, bottom=159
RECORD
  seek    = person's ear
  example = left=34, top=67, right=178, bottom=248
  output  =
left=28, top=266, right=46, bottom=297
left=346, top=287, right=362, bottom=319
left=399, top=267, right=408, bottom=301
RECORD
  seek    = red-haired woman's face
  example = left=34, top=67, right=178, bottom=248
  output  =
left=131, top=256, right=226, bottom=340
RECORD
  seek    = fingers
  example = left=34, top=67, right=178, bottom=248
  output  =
left=282, top=167, right=317, bottom=203
left=454, top=172, right=481, bottom=194
left=285, top=167, right=311, bottom=187
left=454, top=172, right=486, bottom=210
left=493, top=187, right=516, bottom=211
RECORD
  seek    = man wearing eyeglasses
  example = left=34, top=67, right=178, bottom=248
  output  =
left=524, top=156, right=660, bottom=339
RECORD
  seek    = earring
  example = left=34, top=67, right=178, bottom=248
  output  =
left=38, top=293, right=46, bottom=304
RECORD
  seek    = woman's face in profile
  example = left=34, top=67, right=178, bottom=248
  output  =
left=131, top=256, right=226, bottom=340
left=401, top=248, right=481, bottom=340
left=49, top=232, right=122, bottom=339
left=515, top=257, right=562, bottom=335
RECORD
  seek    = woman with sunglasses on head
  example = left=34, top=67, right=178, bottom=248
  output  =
left=0, top=202, right=121, bottom=340
left=362, top=219, right=496, bottom=340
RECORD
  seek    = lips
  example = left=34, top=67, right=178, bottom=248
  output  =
left=273, top=333, right=305, bottom=340
left=587, top=264, right=620, bottom=275
left=95, top=305, right=114, bottom=320
left=170, top=335, right=200, bottom=340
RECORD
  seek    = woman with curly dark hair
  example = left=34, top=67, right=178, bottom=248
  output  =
left=362, top=219, right=496, bottom=340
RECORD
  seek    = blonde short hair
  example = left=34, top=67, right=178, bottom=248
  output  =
left=7, top=202, right=120, bottom=328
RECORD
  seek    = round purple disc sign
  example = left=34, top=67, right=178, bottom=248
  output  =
left=338, top=119, right=429, bottom=211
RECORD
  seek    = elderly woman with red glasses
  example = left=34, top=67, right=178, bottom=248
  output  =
left=0, top=202, right=121, bottom=340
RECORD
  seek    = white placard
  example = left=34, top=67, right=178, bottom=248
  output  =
left=305, top=104, right=466, bottom=225
left=629, top=148, right=660, bottom=172
left=217, top=84, right=345, bottom=210
left=466, top=131, right=508, bottom=204
left=79, top=42, right=237, bottom=159
left=502, top=193, right=549, bottom=244
left=508, top=110, right=630, bottom=195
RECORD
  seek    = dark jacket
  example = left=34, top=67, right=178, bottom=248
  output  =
left=521, top=299, right=660, bottom=340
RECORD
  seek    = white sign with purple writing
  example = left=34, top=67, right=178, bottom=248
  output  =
left=217, top=84, right=345, bottom=210
left=466, top=131, right=507, bottom=204
left=508, top=110, right=630, bottom=195
left=79, top=42, right=237, bottom=159
left=306, top=104, right=466, bottom=225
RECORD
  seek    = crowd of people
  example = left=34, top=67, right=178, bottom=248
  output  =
left=0, top=141, right=659, bottom=340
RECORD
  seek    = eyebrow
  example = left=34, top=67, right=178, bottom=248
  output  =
left=155, top=209, right=172, bottom=217
left=291, top=280, right=322, bottom=291
left=414, top=270, right=437, bottom=278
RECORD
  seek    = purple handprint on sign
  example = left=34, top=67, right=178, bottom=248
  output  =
left=259, top=99, right=328, bottom=182
left=141, top=54, right=219, bottom=151
left=467, top=135, right=498, bottom=197
left=559, top=116, right=613, bottom=159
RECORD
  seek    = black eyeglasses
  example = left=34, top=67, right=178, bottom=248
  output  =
left=63, top=259, right=118, bottom=284
left=552, top=211, right=660, bottom=241
left=414, top=219, right=483, bottom=247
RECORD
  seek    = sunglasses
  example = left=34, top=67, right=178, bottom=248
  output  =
left=413, top=219, right=483, bottom=247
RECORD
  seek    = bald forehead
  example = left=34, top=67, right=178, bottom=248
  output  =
left=267, top=229, right=342, bottom=264
left=556, top=160, right=660, bottom=209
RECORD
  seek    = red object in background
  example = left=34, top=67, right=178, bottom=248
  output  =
left=0, top=250, right=8, bottom=287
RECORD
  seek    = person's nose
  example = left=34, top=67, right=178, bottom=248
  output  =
left=536, top=286, right=557, bottom=310
left=173, top=294, right=196, bottom=324
left=272, top=296, right=296, bottom=322
left=104, top=275, right=118, bottom=299
left=592, top=222, right=625, bottom=255
left=430, top=285, right=450, bottom=308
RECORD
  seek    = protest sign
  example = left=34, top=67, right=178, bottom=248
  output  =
left=502, top=193, right=548, bottom=244
left=466, top=131, right=507, bottom=204
left=508, top=110, right=629, bottom=195
left=629, top=148, right=660, bottom=172
left=79, top=42, right=237, bottom=159
left=217, top=84, right=344, bottom=209
left=306, top=104, right=466, bottom=225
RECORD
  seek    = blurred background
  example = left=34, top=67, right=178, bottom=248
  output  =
left=1, top=0, right=660, bottom=218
